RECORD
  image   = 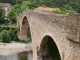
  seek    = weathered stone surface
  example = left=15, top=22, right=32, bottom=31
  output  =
left=17, top=9, right=80, bottom=60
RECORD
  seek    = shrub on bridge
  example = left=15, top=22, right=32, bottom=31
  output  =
left=52, top=9, right=75, bottom=15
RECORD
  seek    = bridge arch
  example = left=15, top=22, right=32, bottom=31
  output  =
left=38, top=35, right=61, bottom=60
left=19, top=16, right=31, bottom=41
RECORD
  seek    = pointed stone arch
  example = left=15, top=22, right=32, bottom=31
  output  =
left=19, top=16, right=31, bottom=41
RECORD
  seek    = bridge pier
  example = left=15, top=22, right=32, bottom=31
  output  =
left=18, top=15, right=31, bottom=41
left=18, top=35, right=31, bottom=41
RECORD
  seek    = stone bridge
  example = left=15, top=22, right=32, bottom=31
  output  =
left=17, top=9, right=80, bottom=60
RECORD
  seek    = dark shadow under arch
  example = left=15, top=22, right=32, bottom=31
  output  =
left=38, top=35, right=61, bottom=60
left=21, top=16, right=31, bottom=41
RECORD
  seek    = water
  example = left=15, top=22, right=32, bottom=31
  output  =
left=0, top=51, right=33, bottom=60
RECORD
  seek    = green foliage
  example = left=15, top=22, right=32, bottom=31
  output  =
left=0, top=6, right=5, bottom=17
left=0, top=30, right=11, bottom=43
left=0, top=17, right=7, bottom=24
left=53, top=10, right=66, bottom=15
left=8, top=7, right=17, bottom=23
left=0, top=6, right=8, bottom=24
left=14, top=0, right=23, bottom=5
left=76, top=5, right=80, bottom=13
left=0, top=27, right=20, bottom=43
left=0, top=0, right=14, bottom=5
left=12, top=5, right=21, bottom=15
left=52, top=9, right=75, bottom=15
left=8, top=29, right=19, bottom=41
left=0, top=0, right=80, bottom=13
left=21, top=1, right=31, bottom=11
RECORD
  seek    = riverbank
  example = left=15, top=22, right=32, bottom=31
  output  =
left=0, top=42, right=32, bottom=56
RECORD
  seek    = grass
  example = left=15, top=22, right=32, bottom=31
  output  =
left=14, top=39, right=32, bottom=44
left=0, top=24, right=17, bottom=28
left=52, top=9, right=76, bottom=15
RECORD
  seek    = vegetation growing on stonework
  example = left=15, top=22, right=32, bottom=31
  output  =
left=52, top=9, right=76, bottom=15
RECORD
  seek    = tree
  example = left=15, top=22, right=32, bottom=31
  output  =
left=8, top=7, right=17, bottom=23
left=0, top=6, right=6, bottom=24
left=14, top=0, right=23, bottom=5
left=21, top=1, right=38, bottom=10
left=0, top=30, right=11, bottom=43
left=12, top=5, right=21, bottom=15
left=0, top=28, right=20, bottom=43
left=21, top=1, right=31, bottom=11
left=0, top=17, right=7, bottom=24
left=0, top=0, right=15, bottom=5
left=0, top=6, right=5, bottom=17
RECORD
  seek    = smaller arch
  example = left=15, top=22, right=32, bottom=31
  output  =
left=38, top=35, right=61, bottom=60
left=20, top=16, right=31, bottom=41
